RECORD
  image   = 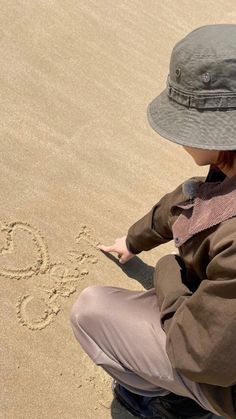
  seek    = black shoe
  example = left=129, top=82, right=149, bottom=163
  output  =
left=111, top=379, right=220, bottom=419
left=112, top=379, right=171, bottom=418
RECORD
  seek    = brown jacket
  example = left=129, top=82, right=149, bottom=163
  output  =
left=126, top=171, right=236, bottom=419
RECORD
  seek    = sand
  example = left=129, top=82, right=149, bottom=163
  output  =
left=1, top=1, right=235, bottom=418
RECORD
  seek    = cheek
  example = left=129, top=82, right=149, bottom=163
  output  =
left=194, top=155, right=207, bottom=165
left=191, top=151, right=219, bottom=166
left=209, top=151, right=220, bottom=164
left=183, top=147, right=220, bottom=166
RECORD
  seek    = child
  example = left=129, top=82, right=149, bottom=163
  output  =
left=70, top=24, right=236, bottom=419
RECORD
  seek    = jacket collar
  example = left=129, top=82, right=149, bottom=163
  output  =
left=172, top=174, right=236, bottom=247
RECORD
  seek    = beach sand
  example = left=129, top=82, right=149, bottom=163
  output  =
left=1, top=1, right=235, bottom=418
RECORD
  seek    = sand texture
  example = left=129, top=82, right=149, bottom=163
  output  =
left=1, top=1, right=235, bottom=418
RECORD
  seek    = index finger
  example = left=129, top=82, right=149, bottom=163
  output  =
left=97, top=244, right=117, bottom=253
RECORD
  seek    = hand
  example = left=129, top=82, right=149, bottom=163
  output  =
left=98, top=235, right=135, bottom=264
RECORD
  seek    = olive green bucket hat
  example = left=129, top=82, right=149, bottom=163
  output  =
left=147, top=24, right=236, bottom=150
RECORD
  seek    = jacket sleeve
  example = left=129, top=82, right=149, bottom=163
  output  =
left=155, top=228, right=236, bottom=387
left=126, top=182, right=185, bottom=254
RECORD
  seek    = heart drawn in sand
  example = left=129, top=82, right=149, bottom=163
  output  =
left=0, top=221, right=50, bottom=280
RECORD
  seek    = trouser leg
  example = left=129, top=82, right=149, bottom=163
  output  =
left=70, top=284, right=220, bottom=415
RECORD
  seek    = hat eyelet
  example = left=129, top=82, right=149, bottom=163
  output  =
left=175, top=68, right=181, bottom=79
left=202, top=72, right=211, bottom=84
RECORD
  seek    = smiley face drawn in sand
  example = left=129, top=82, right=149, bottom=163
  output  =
left=0, top=221, right=100, bottom=331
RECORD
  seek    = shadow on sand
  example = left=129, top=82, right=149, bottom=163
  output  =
left=99, top=249, right=155, bottom=290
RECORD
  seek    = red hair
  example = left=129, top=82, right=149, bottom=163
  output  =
left=215, top=151, right=236, bottom=169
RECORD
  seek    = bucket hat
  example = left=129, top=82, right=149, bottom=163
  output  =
left=147, top=24, right=236, bottom=150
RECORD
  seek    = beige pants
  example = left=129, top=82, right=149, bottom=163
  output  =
left=70, top=284, right=221, bottom=416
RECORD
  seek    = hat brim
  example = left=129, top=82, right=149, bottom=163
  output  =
left=147, top=89, right=236, bottom=150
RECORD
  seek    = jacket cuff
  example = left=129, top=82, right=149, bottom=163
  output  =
left=126, top=205, right=172, bottom=254
left=125, top=236, right=141, bottom=254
